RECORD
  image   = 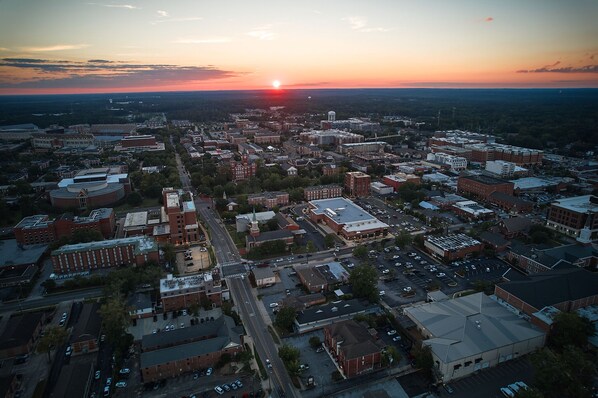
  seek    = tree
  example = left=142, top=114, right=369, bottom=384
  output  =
left=37, top=326, right=68, bottom=363
left=352, top=245, right=367, bottom=259
left=382, top=346, right=401, bottom=366
left=549, top=312, right=595, bottom=351
left=349, top=265, right=379, bottom=302
left=70, top=228, right=104, bottom=244
left=413, top=345, right=434, bottom=373
left=309, top=336, right=322, bottom=349
left=162, top=243, right=176, bottom=267
left=278, top=344, right=301, bottom=376
left=306, top=241, right=316, bottom=253
left=127, top=191, right=143, bottom=206
left=99, top=296, right=130, bottom=346
left=274, top=307, right=297, bottom=333
left=324, top=234, right=336, bottom=249
left=394, top=231, right=412, bottom=248
left=41, top=279, right=56, bottom=292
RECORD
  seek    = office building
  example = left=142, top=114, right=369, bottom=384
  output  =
left=159, top=272, right=222, bottom=312
left=304, top=184, right=343, bottom=201
left=424, top=234, right=483, bottom=261
left=457, top=174, right=514, bottom=201
left=546, top=195, right=598, bottom=241
left=345, top=171, right=371, bottom=197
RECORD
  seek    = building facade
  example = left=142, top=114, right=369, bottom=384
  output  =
left=545, top=195, right=598, bottom=241
left=162, top=188, right=200, bottom=244
left=247, top=191, right=289, bottom=208
left=304, top=184, right=343, bottom=201
left=159, top=273, right=222, bottom=312
left=457, top=174, right=514, bottom=201
left=424, top=234, right=483, bottom=261
left=230, top=155, right=258, bottom=182
left=345, top=172, right=371, bottom=197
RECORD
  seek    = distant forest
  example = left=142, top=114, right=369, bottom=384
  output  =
left=1, top=88, right=596, bottom=154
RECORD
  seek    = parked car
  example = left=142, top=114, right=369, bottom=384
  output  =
left=106, top=378, right=112, bottom=386
left=316, top=347, right=325, bottom=353
left=387, top=330, right=397, bottom=336
left=214, top=386, right=224, bottom=395
left=115, top=382, right=127, bottom=388
left=65, top=346, right=72, bottom=356
left=403, top=286, right=412, bottom=292
left=500, top=387, right=515, bottom=398
left=95, top=371, right=101, bottom=380
left=392, top=336, right=402, bottom=342
left=206, top=367, right=213, bottom=376
left=235, top=380, right=243, bottom=388
left=443, top=384, right=454, bottom=394
left=119, top=368, right=130, bottom=375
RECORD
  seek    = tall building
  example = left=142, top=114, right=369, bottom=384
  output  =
left=457, top=174, right=514, bottom=201
left=230, top=154, right=257, bottom=182
left=345, top=171, right=371, bottom=197
left=485, top=160, right=516, bottom=177
left=426, top=152, right=468, bottom=171
left=159, top=272, right=222, bottom=311
left=328, top=111, right=336, bottom=122
left=546, top=195, right=598, bottom=241
left=162, top=188, right=200, bottom=244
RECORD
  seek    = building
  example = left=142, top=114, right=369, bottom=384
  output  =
left=50, top=168, right=131, bottom=210
left=451, top=201, right=494, bottom=221
left=0, top=312, right=45, bottom=359
left=338, top=142, right=386, bottom=155
left=245, top=214, right=296, bottom=251
left=426, top=153, right=468, bottom=171
left=294, top=299, right=381, bottom=334
left=70, top=302, right=102, bottom=355
left=50, top=362, right=94, bottom=398
left=345, top=171, right=371, bottom=197
left=299, top=129, right=364, bottom=146
left=128, top=292, right=154, bottom=319
left=0, top=123, right=40, bottom=141
left=485, top=160, right=516, bottom=177
left=247, top=191, right=289, bottom=208
left=506, top=243, right=598, bottom=274
left=424, top=234, right=483, bottom=262
left=546, top=195, right=598, bottom=241
left=324, top=320, right=386, bottom=378
left=235, top=210, right=276, bottom=232
left=308, top=197, right=389, bottom=241
left=404, top=292, right=545, bottom=382
left=114, top=135, right=165, bottom=152
left=370, top=182, right=394, bottom=195
left=382, top=173, right=421, bottom=192
left=162, top=188, right=200, bottom=244
left=230, top=155, right=257, bottom=182
left=140, top=316, right=243, bottom=382
left=159, top=272, right=222, bottom=312
left=251, top=267, right=276, bottom=288
left=488, top=192, right=534, bottom=213
left=14, top=208, right=115, bottom=246
left=303, top=184, right=343, bottom=201
left=457, top=174, right=514, bottom=201
left=51, top=236, right=159, bottom=274
left=295, top=261, right=349, bottom=293
left=494, top=268, right=598, bottom=330
left=253, top=131, right=281, bottom=145
left=498, top=217, right=532, bottom=239
left=31, top=133, right=95, bottom=152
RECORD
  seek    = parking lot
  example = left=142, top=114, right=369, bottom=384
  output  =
left=127, top=308, right=223, bottom=341
left=176, top=245, right=211, bottom=275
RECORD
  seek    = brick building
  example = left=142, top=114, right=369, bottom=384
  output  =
left=324, top=320, right=385, bottom=378
left=115, top=135, right=165, bottom=152
left=253, top=131, right=281, bottom=145
left=494, top=268, right=598, bottom=331
left=382, top=173, right=420, bottom=192
left=506, top=243, right=598, bottom=275
left=424, top=234, right=483, bottom=261
left=162, top=188, right=200, bottom=244
left=159, top=272, right=222, bottom=312
left=304, top=184, right=343, bottom=201
left=230, top=155, right=257, bottom=182
left=51, top=236, right=159, bottom=274
left=140, top=316, right=243, bottom=383
left=31, top=133, right=95, bottom=152
left=546, top=195, right=598, bottom=241
left=457, top=174, right=514, bottom=201
left=70, top=302, right=102, bottom=356
left=0, top=312, right=45, bottom=359
left=248, top=191, right=289, bottom=208
left=14, top=208, right=115, bottom=246
left=345, top=171, right=371, bottom=197
left=488, top=192, right=534, bottom=213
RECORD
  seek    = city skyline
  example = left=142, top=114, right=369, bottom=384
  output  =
left=0, top=0, right=597, bottom=95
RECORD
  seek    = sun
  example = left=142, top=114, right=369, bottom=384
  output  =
left=272, top=80, right=281, bottom=89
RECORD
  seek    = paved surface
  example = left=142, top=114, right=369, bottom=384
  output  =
left=0, top=287, right=103, bottom=313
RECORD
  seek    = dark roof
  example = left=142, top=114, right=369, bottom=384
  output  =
left=500, top=217, right=532, bottom=233
left=141, top=315, right=239, bottom=352
left=296, top=299, right=379, bottom=325
left=512, top=243, right=598, bottom=269
left=251, top=229, right=294, bottom=243
left=72, top=302, right=102, bottom=343
left=0, top=312, right=43, bottom=350
left=50, top=362, right=93, bottom=398
left=461, top=174, right=511, bottom=186
left=489, top=191, right=533, bottom=207
left=251, top=267, right=275, bottom=280
left=140, top=316, right=242, bottom=368
left=127, top=292, right=152, bottom=310
left=478, top=231, right=510, bottom=248
left=326, top=320, right=385, bottom=359
left=497, top=268, right=598, bottom=310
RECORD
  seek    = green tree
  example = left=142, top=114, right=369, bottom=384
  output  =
left=352, top=245, right=367, bottom=259
left=349, top=265, right=379, bottom=302
left=278, top=344, right=301, bottom=375
left=36, top=325, right=68, bottom=363
left=127, top=191, right=143, bottom=206
left=306, top=241, right=316, bottom=253
left=274, top=307, right=297, bottom=333
left=99, top=296, right=130, bottom=346
left=549, top=312, right=595, bottom=351
left=162, top=243, right=176, bottom=267
left=70, top=228, right=104, bottom=244
left=309, top=336, right=321, bottom=349
left=324, top=234, right=336, bottom=249
left=382, top=346, right=401, bottom=366
left=413, top=345, right=434, bottom=373
left=394, top=231, right=412, bottom=248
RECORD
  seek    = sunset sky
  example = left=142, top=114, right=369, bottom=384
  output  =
left=0, top=0, right=597, bottom=94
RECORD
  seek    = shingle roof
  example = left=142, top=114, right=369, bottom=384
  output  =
left=296, top=299, right=379, bottom=325
left=71, top=302, right=102, bottom=343
left=0, top=312, right=43, bottom=350
left=497, top=268, right=598, bottom=310
left=327, top=320, right=384, bottom=359
left=500, top=217, right=532, bottom=233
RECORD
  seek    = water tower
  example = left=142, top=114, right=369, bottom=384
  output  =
left=327, top=111, right=336, bottom=122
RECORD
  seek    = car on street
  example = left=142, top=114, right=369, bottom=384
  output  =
left=95, top=371, right=101, bottom=380
left=214, top=386, right=224, bottom=395
left=403, top=286, right=412, bottom=292
left=266, top=359, right=272, bottom=369
left=115, top=382, right=127, bottom=388
left=206, top=367, right=213, bottom=376
left=103, top=386, right=110, bottom=397
left=65, top=346, right=72, bottom=356
left=387, top=330, right=397, bottom=336
left=106, top=378, right=112, bottom=386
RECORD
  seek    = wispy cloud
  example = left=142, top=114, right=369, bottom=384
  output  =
left=157, top=10, right=169, bottom=17
left=174, top=37, right=232, bottom=44
left=246, top=25, right=276, bottom=40
left=88, top=3, right=139, bottom=10
left=150, top=16, right=203, bottom=25
left=20, top=44, right=90, bottom=52
left=484, top=17, right=494, bottom=22
left=342, top=16, right=391, bottom=33
left=517, top=62, right=598, bottom=73
left=0, top=58, right=241, bottom=89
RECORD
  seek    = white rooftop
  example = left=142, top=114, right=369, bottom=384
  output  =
left=160, top=273, right=213, bottom=293
left=551, top=195, right=598, bottom=214
left=309, top=197, right=389, bottom=232
left=124, top=211, right=148, bottom=228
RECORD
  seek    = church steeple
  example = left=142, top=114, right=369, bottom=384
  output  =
left=249, top=207, right=260, bottom=237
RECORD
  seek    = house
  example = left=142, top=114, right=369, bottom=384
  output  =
left=324, top=320, right=386, bottom=378
left=71, top=302, right=102, bottom=355
left=251, top=267, right=276, bottom=288
left=295, top=262, right=349, bottom=293
left=404, top=292, right=545, bottom=382
left=498, top=217, right=532, bottom=239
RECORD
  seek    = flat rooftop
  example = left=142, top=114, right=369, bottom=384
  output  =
left=52, top=236, right=157, bottom=256
left=124, top=211, right=148, bottom=228
left=550, top=195, right=598, bottom=214
left=165, top=192, right=180, bottom=209
left=160, top=273, right=214, bottom=293
left=425, top=233, right=481, bottom=251
left=309, top=198, right=389, bottom=232
left=0, top=239, right=47, bottom=268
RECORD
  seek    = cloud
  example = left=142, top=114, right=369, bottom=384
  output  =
left=342, top=16, right=391, bottom=33
left=246, top=26, right=276, bottom=40
left=174, top=37, right=232, bottom=44
left=517, top=63, right=598, bottom=73
left=285, top=82, right=330, bottom=87
left=0, top=58, right=241, bottom=89
left=88, top=3, right=139, bottom=9
left=157, top=10, right=169, bottom=17
left=150, top=16, right=203, bottom=24
left=20, top=44, right=90, bottom=52
left=484, top=17, right=494, bottom=22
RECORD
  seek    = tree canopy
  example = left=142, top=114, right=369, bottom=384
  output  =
left=349, top=265, right=379, bottom=303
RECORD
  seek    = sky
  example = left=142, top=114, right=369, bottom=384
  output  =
left=0, top=0, right=597, bottom=94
